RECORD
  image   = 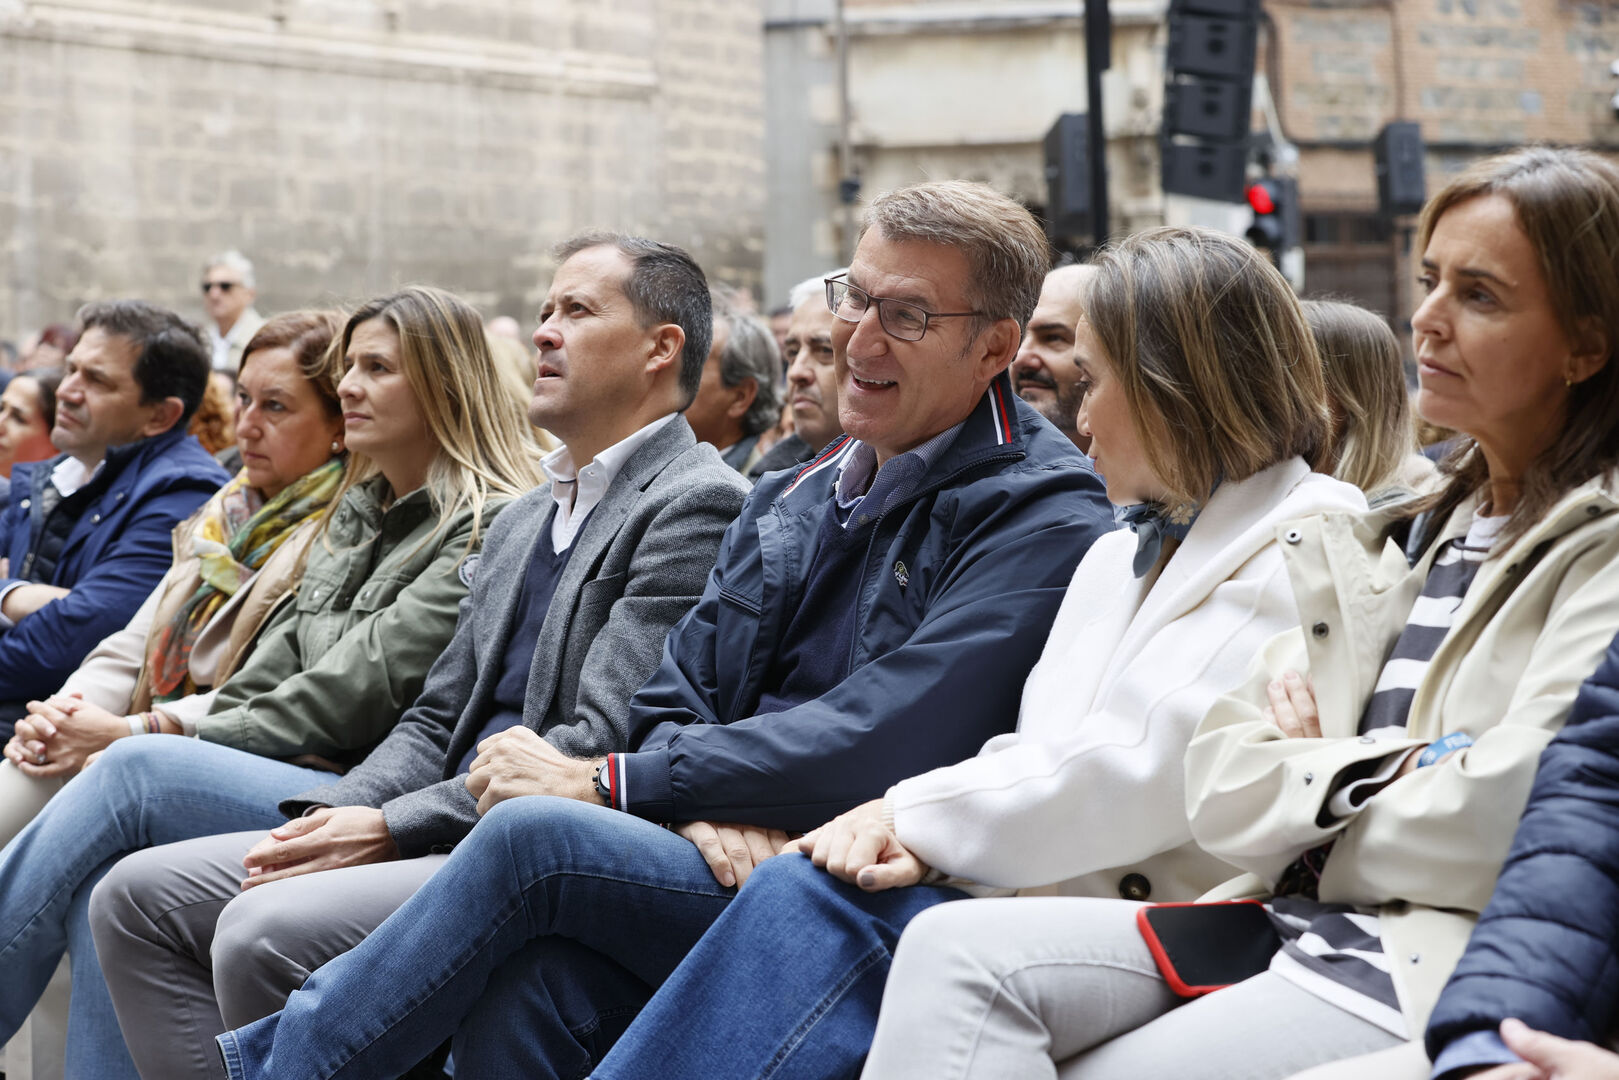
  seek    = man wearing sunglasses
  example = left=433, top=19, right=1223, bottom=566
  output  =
left=199, top=250, right=265, bottom=373
left=208, top=181, right=1114, bottom=1080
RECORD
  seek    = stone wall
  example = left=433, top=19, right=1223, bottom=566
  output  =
left=761, top=0, right=1169, bottom=306
left=0, top=0, right=763, bottom=339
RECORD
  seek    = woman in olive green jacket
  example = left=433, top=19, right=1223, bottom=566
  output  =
left=0, top=286, right=542, bottom=1080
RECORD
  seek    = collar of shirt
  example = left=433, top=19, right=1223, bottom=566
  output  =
left=540, top=413, right=677, bottom=553
left=50, top=456, right=104, bottom=498
left=205, top=309, right=262, bottom=347
left=832, top=419, right=965, bottom=530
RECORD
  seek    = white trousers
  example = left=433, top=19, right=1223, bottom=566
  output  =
left=861, top=896, right=1402, bottom=1080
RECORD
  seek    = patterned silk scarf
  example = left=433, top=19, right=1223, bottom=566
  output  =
left=1118, top=498, right=1202, bottom=578
left=146, top=458, right=345, bottom=700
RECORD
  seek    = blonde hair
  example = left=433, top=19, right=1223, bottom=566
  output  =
left=1082, top=226, right=1330, bottom=507
left=328, top=286, right=543, bottom=555
left=1302, top=299, right=1418, bottom=496
left=1414, top=146, right=1619, bottom=546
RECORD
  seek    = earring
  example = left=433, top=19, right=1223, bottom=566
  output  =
left=331, top=440, right=342, bottom=453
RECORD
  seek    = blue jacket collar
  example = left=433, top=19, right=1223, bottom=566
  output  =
left=784, top=370, right=1026, bottom=501
left=28, top=426, right=194, bottom=498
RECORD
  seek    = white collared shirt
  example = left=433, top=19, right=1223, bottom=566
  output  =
left=540, top=414, right=677, bottom=553
left=0, top=456, right=107, bottom=627
left=50, top=456, right=103, bottom=498
left=206, top=308, right=264, bottom=372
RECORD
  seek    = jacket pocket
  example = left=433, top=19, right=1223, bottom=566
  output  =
left=718, top=583, right=762, bottom=615
left=578, top=571, right=628, bottom=614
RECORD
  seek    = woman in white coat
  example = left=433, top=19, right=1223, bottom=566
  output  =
left=861, top=148, right=1619, bottom=1080
left=586, top=226, right=1369, bottom=1080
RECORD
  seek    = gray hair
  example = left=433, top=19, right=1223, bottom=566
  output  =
left=863, top=180, right=1052, bottom=334
left=202, top=249, right=256, bottom=289
left=713, top=298, right=783, bottom=437
left=786, top=268, right=848, bottom=312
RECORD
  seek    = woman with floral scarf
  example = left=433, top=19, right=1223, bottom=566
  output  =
left=0, top=310, right=347, bottom=842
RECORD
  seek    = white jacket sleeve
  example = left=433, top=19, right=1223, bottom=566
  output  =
left=57, top=573, right=170, bottom=714
left=891, top=554, right=1298, bottom=889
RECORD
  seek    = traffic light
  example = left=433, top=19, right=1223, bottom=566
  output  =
left=1244, top=176, right=1298, bottom=253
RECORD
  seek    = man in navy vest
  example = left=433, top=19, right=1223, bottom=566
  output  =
left=0, top=301, right=227, bottom=731
left=211, top=181, right=1116, bottom=1080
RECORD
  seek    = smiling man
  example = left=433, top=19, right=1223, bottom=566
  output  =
left=208, top=182, right=1114, bottom=1080
left=1011, top=262, right=1096, bottom=451
left=0, top=301, right=227, bottom=730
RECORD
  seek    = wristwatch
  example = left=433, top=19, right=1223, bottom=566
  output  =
left=592, top=758, right=613, bottom=806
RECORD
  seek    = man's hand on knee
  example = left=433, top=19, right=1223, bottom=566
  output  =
left=678, top=820, right=790, bottom=888
left=787, top=798, right=929, bottom=892
left=464, top=727, right=601, bottom=814
left=240, top=805, right=399, bottom=889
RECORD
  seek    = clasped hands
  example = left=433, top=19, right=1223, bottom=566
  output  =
left=676, top=800, right=931, bottom=892
left=3, top=692, right=131, bottom=777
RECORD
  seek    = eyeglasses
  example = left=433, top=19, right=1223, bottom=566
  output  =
left=824, top=274, right=982, bottom=342
left=200, top=281, right=238, bottom=295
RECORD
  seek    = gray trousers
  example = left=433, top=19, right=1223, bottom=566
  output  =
left=87, top=829, right=446, bottom=1080
left=861, top=897, right=1403, bottom=1080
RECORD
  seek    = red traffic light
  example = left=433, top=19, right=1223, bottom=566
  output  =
left=1246, top=183, right=1276, bottom=215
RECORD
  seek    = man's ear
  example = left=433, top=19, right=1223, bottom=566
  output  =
left=725, top=378, right=759, bottom=420
left=140, top=397, right=186, bottom=438
left=646, top=323, right=686, bottom=381
left=972, top=318, right=1022, bottom=382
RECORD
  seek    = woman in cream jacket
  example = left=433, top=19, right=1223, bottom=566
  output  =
left=586, top=226, right=1370, bottom=1080
left=856, top=149, right=1619, bottom=1080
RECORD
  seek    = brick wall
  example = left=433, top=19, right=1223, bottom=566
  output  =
left=0, top=0, right=763, bottom=339
left=1269, top=0, right=1619, bottom=209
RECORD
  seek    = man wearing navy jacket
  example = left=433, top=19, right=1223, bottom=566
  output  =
left=0, top=301, right=227, bottom=730
left=215, top=181, right=1115, bottom=1080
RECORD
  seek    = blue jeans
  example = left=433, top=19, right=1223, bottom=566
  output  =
left=0, top=735, right=330, bottom=1080
left=591, top=854, right=964, bottom=1080
left=218, top=796, right=742, bottom=1080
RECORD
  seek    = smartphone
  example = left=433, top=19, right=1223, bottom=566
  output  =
left=1135, top=900, right=1282, bottom=998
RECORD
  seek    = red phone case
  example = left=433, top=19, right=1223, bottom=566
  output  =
left=1134, top=900, right=1271, bottom=998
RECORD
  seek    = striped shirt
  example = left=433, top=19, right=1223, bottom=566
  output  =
left=1268, top=512, right=1506, bottom=1038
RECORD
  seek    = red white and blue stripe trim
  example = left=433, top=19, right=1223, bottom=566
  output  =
left=782, top=436, right=858, bottom=497
left=604, top=752, right=626, bottom=811
left=987, top=379, right=1013, bottom=446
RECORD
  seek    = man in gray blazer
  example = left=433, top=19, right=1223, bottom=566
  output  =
left=88, top=235, right=751, bottom=1079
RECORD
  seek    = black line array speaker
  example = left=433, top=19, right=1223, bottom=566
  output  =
left=1160, top=0, right=1259, bottom=203
left=1375, top=121, right=1427, bottom=217
left=1162, top=142, right=1248, bottom=204
left=1044, top=112, right=1090, bottom=238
